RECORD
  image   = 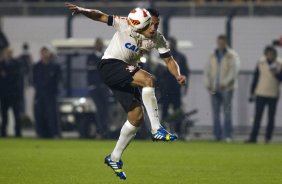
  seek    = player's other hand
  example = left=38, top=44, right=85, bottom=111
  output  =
left=65, top=2, right=82, bottom=15
left=176, top=75, right=186, bottom=86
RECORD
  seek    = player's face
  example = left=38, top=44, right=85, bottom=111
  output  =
left=142, top=16, right=159, bottom=38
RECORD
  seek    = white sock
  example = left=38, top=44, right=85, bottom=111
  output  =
left=111, top=120, right=138, bottom=161
left=142, top=87, right=161, bottom=133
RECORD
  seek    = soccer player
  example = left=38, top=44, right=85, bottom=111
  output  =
left=65, top=3, right=187, bottom=180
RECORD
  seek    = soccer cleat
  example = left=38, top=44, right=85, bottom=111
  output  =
left=104, top=155, right=126, bottom=180
left=152, top=126, right=178, bottom=141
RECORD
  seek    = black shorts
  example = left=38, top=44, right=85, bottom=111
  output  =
left=97, top=58, right=141, bottom=112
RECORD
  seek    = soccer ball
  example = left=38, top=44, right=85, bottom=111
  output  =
left=128, top=8, right=151, bottom=31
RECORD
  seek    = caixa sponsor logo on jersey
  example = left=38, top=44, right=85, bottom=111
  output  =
left=125, top=42, right=139, bottom=52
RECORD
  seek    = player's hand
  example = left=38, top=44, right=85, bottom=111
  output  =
left=176, top=75, right=186, bottom=86
left=65, top=2, right=83, bottom=15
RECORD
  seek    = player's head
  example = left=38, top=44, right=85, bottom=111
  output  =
left=147, top=8, right=160, bottom=18
left=264, top=45, right=277, bottom=61
left=217, top=34, right=228, bottom=50
left=128, top=8, right=151, bottom=32
left=138, top=8, right=160, bottom=39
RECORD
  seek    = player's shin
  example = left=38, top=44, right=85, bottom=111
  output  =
left=111, top=120, right=139, bottom=161
left=141, top=87, right=161, bottom=133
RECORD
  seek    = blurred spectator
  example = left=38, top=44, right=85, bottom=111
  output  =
left=158, top=37, right=190, bottom=137
left=246, top=46, right=282, bottom=144
left=33, top=46, right=61, bottom=138
left=204, top=35, right=240, bottom=142
left=0, top=48, right=22, bottom=137
left=87, top=38, right=110, bottom=138
left=0, top=28, right=9, bottom=57
left=17, top=42, right=33, bottom=115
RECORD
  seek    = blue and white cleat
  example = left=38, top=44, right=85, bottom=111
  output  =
left=152, top=127, right=178, bottom=141
left=104, top=155, right=126, bottom=180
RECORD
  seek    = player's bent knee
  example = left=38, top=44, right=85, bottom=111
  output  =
left=144, top=75, right=155, bottom=87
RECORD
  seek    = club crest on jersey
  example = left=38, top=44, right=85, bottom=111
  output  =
left=126, top=65, right=136, bottom=73
left=125, top=42, right=139, bottom=52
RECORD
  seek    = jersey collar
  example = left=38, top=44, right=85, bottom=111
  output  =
left=130, top=29, right=148, bottom=41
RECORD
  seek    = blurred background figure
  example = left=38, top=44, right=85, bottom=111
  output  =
left=0, top=47, right=22, bottom=137
left=159, top=37, right=190, bottom=137
left=204, top=35, right=240, bottom=142
left=17, top=42, right=33, bottom=116
left=33, top=46, right=61, bottom=138
left=86, top=38, right=110, bottom=138
left=0, top=26, right=9, bottom=57
left=246, top=46, right=282, bottom=144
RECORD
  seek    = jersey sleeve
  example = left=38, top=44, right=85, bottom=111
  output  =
left=107, top=15, right=128, bottom=32
left=155, top=32, right=171, bottom=58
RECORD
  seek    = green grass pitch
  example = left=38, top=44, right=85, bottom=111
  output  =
left=0, top=139, right=281, bottom=184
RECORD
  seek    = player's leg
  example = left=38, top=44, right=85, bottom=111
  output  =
left=98, top=59, right=144, bottom=179
left=131, top=69, right=177, bottom=141
left=131, top=69, right=160, bottom=131
left=131, top=69, right=155, bottom=87
left=111, top=103, right=143, bottom=161
left=105, top=103, right=143, bottom=180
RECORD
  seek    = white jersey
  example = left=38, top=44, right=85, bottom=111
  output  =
left=102, top=16, right=171, bottom=66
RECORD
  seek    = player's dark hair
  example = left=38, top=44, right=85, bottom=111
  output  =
left=264, top=45, right=277, bottom=59
left=147, top=8, right=159, bottom=17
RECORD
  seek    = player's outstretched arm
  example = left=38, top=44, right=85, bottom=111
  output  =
left=65, top=2, right=109, bottom=23
left=164, top=56, right=186, bottom=86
